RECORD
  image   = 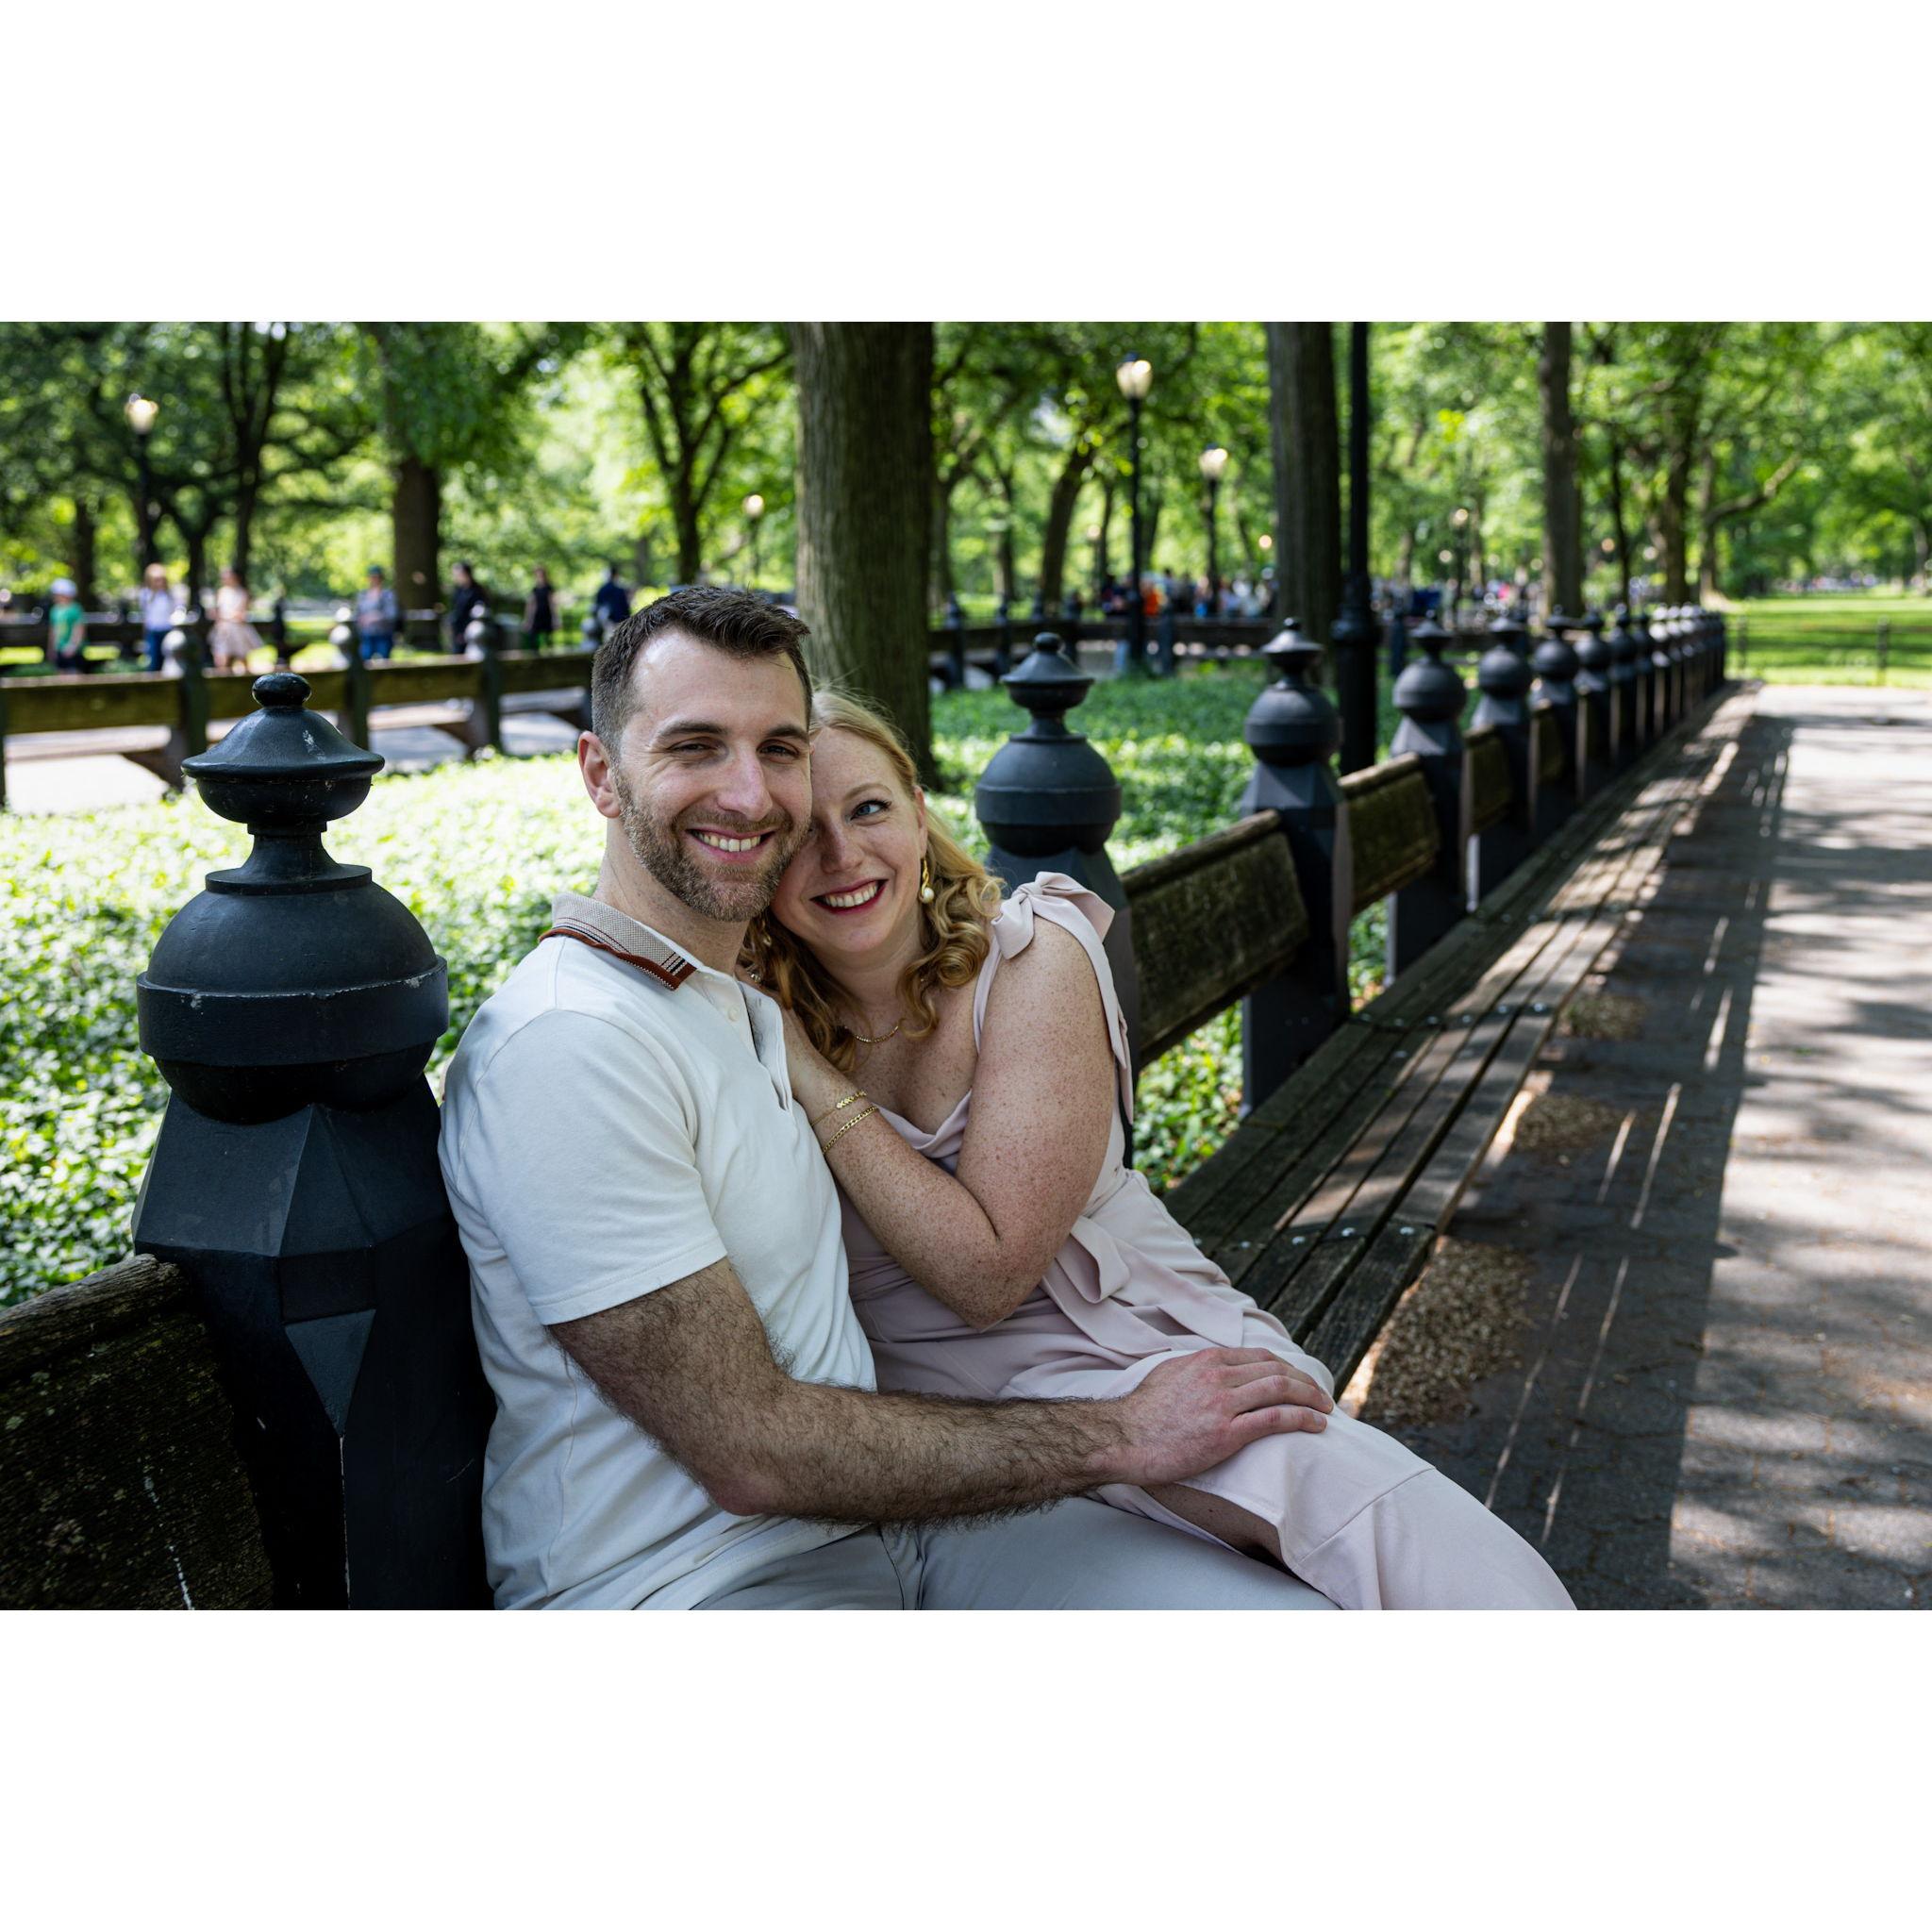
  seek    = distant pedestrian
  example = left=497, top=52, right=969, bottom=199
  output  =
left=592, top=562, right=631, bottom=627
left=210, top=566, right=264, bottom=672
left=46, top=577, right=88, bottom=672
left=524, top=566, right=557, bottom=653
left=356, top=565, right=399, bottom=662
left=139, top=563, right=178, bottom=672
left=448, top=561, right=488, bottom=653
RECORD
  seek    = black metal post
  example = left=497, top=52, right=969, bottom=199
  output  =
left=1386, top=600, right=1408, bottom=681
left=1530, top=614, right=1580, bottom=838
left=1126, top=392, right=1147, bottom=675
left=944, top=594, right=967, bottom=691
left=131, top=673, right=493, bottom=1607
left=1640, top=607, right=1672, bottom=736
left=466, top=612, right=505, bottom=754
left=1387, top=618, right=1469, bottom=979
left=974, top=633, right=1138, bottom=1061
left=1335, top=323, right=1380, bottom=774
left=1469, top=614, right=1538, bottom=903
left=1205, top=474, right=1222, bottom=613
left=991, top=593, right=1014, bottom=679
left=1608, top=606, right=1642, bottom=765
left=134, top=435, right=157, bottom=574
left=331, top=616, right=372, bottom=750
left=1570, top=610, right=1613, bottom=800
left=1239, top=622, right=1353, bottom=1108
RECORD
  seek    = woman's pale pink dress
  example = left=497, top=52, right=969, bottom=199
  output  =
left=839, top=874, right=1574, bottom=1609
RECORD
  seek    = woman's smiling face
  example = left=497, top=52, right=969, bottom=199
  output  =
left=772, top=727, right=927, bottom=968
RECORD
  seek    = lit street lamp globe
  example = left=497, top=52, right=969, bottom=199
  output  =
left=742, top=493, right=765, bottom=522
left=1115, top=357, right=1154, bottom=402
left=125, top=393, right=159, bottom=436
left=1198, top=446, right=1230, bottom=483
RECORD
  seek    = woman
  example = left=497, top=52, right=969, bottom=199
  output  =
left=140, top=563, right=178, bottom=672
left=523, top=566, right=556, bottom=653
left=209, top=566, right=263, bottom=672
left=449, top=561, right=488, bottom=653
left=749, top=691, right=1574, bottom=1610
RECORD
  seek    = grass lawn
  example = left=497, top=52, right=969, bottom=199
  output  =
left=1731, top=591, right=1932, bottom=687
left=4, top=662, right=1399, bottom=1307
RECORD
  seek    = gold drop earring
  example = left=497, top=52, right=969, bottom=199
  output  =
left=920, top=855, right=936, bottom=904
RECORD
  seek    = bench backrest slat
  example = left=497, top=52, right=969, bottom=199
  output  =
left=1463, top=723, right=1513, bottom=836
left=0, top=1257, right=272, bottom=1609
left=1341, top=755, right=1440, bottom=914
left=1123, top=810, right=1309, bottom=1069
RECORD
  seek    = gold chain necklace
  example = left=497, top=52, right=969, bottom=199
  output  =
left=848, top=1014, right=904, bottom=1047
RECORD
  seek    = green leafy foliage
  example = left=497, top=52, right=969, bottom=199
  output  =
left=1, top=667, right=1391, bottom=1305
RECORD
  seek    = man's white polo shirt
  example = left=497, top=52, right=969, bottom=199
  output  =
left=438, top=890, right=875, bottom=1608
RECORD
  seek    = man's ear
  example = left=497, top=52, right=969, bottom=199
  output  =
left=578, top=731, right=623, bottom=822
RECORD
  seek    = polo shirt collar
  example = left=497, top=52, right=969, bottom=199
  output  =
left=547, top=889, right=746, bottom=991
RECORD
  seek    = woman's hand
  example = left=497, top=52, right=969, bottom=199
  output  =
left=779, top=1007, right=846, bottom=1122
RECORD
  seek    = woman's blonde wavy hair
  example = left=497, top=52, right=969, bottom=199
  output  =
left=741, top=689, right=1004, bottom=1074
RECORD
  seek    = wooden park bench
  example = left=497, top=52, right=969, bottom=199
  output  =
left=0, top=607, right=1734, bottom=1608
left=0, top=644, right=598, bottom=808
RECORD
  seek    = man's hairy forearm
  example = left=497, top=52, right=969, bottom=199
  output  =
left=738, top=1377, right=1125, bottom=1527
left=552, top=1262, right=1127, bottom=1525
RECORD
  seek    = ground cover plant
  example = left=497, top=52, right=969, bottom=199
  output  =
left=0, top=665, right=1393, bottom=1307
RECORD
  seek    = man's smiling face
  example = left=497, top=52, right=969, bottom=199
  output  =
left=600, top=630, right=813, bottom=925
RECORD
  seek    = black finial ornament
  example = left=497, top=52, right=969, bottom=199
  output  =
left=1245, top=619, right=1341, bottom=770
left=1239, top=618, right=1352, bottom=1102
left=974, top=632, right=1138, bottom=1058
left=132, top=673, right=490, bottom=1607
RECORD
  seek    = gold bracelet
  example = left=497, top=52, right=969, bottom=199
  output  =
left=818, top=1105, right=879, bottom=1152
left=809, top=1090, right=867, bottom=1131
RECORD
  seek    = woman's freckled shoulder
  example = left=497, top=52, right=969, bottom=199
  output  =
left=983, top=917, right=1100, bottom=1025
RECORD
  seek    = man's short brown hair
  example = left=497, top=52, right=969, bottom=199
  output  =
left=591, top=586, right=813, bottom=749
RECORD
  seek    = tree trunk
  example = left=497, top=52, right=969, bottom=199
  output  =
left=1264, top=322, right=1341, bottom=648
left=790, top=323, right=935, bottom=779
left=1036, top=446, right=1092, bottom=611
left=71, top=496, right=98, bottom=608
left=929, top=473, right=958, bottom=611
left=673, top=482, right=704, bottom=584
left=232, top=481, right=259, bottom=584
left=1605, top=432, right=1633, bottom=609
left=392, top=456, right=441, bottom=611
left=1659, top=442, right=1693, bottom=601
left=632, top=530, right=655, bottom=593
left=1539, top=324, right=1583, bottom=616
left=990, top=467, right=1018, bottom=604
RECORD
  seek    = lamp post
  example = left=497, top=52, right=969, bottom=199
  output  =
left=125, top=392, right=159, bottom=574
left=1333, top=324, right=1380, bottom=774
left=1116, top=354, right=1153, bottom=675
left=1198, top=445, right=1229, bottom=615
left=742, top=492, right=765, bottom=591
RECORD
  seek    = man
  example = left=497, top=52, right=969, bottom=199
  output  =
left=356, top=565, right=399, bottom=663
left=439, top=586, right=1337, bottom=1609
left=592, top=562, right=632, bottom=628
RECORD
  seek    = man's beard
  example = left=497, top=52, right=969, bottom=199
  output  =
left=612, top=774, right=803, bottom=924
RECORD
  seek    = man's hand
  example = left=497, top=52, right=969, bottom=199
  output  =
left=1112, top=1347, right=1332, bottom=1487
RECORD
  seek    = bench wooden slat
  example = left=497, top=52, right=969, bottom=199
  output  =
left=0, top=1256, right=272, bottom=1609
left=1465, top=723, right=1512, bottom=836
left=0, top=674, right=181, bottom=732
left=1123, top=811, right=1308, bottom=1069
left=1341, top=755, right=1439, bottom=913
left=1192, top=689, right=1742, bottom=1357
left=1279, top=691, right=1749, bottom=1382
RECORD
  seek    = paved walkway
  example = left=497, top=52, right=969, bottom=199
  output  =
left=1374, top=685, right=1932, bottom=1607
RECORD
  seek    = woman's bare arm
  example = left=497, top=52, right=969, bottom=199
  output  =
left=786, top=921, right=1116, bottom=1327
